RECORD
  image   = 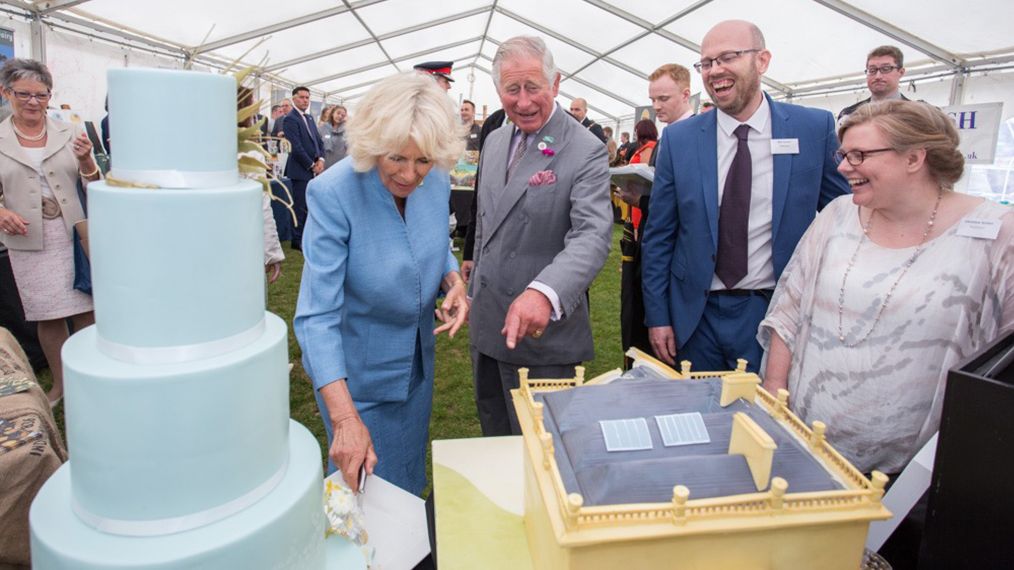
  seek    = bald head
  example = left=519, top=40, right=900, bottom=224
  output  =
left=569, top=98, right=588, bottom=122
left=699, top=20, right=770, bottom=122
left=702, top=20, right=765, bottom=50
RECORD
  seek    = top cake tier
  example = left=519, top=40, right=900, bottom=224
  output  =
left=107, top=69, right=238, bottom=188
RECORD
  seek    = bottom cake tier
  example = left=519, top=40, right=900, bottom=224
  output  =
left=30, top=420, right=364, bottom=569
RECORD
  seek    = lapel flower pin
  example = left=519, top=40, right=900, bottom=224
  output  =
left=540, top=135, right=556, bottom=156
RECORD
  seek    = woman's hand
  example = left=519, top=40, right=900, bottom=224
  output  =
left=330, top=414, right=377, bottom=493
left=434, top=278, right=469, bottom=337
left=265, top=261, right=282, bottom=284
left=0, top=208, right=29, bottom=236
left=73, top=133, right=99, bottom=179
left=72, top=133, right=93, bottom=161
left=320, top=380, right=377, bottom=493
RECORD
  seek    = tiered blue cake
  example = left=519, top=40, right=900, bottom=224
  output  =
left=29, top=69, right=360, bottom=568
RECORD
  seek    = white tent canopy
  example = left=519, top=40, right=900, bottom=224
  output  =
left=1, top=0, right=1012, bottom=136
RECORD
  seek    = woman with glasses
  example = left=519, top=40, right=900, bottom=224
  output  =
left=0, top=59, right=99, bottom=406
left=760, top=100, right=1013, bottom=480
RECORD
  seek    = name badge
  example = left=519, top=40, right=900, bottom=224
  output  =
left=771, top=138, right=799, bottom=154
left=956, top=218, right=1001, bottom=240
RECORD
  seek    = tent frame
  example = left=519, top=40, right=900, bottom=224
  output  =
left=4, top=0, right=1013, bottom=116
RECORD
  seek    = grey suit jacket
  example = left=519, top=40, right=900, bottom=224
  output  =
left=469, top=104, right=612, bottom=365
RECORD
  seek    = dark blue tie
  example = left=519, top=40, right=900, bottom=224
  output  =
left=306, top=116, right=322, bottom=156
left=715, top=124, right=752, bottom=289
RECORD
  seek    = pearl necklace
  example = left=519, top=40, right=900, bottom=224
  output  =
left=11, top=118, right=46, bottom=142
left=837, top=191, right=942, bottom=347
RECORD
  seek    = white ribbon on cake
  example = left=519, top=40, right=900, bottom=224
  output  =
left=71, top=457, right=290, bottom=537
left=96, top=318, right=266, bottom=364
left=109, top=167, right=239, bottom=188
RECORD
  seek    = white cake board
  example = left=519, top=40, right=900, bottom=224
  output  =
left=325, top=471, right=430, bottom=569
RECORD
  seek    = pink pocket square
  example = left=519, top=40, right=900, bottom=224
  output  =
left=529, top=170, right=557, bottom=186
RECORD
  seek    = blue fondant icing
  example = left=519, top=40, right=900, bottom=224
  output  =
left=63, top=315, right=288, bottom=523
left=89, top=180, right=265, bottom=349
left=30, top=67, right=358, bottom=569
left=30, top=422, right=364, bottom=569
left=107, top=69, right=237, bottom=174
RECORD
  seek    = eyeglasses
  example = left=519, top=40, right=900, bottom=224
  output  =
left=865, top=65, right=899, bottom=76
left=835, top=148, right=894, bottom=165
left=8, top=90, right=51, bottom=102
left=694, top=49, right=760, bottom=73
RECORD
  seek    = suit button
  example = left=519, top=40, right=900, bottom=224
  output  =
left=61, top=198, right=67, bottom=204
left=509, top=251, right=516, bottom=259
left=55, top=184, right=61, bottom=189
left=507, top=289, right=514, bottom=296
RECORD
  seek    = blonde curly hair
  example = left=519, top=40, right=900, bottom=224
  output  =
left=346, top=72, right=465, bottom=172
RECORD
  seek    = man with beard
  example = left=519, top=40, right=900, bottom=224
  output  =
left=641, top=20, right=849, bottom=372
left=838, top=45, right=911, bottom=124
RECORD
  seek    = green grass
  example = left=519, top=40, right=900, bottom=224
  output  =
left=41, top=224, right=624, bottom=492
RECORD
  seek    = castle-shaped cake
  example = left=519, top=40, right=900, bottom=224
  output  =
left=512, top=353, right=891, bottom=570
left=29, top=69, right=361, bottom=568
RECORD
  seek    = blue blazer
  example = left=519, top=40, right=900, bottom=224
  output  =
left=282, top=109, right=324, bottom=181
left=294, top=158, right=457, bottom=403
left=641, top=94, right=850, bottom=348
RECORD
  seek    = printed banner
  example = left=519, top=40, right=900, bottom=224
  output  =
left=0, top=28, right=13, bottom=62
left=0, top=28, right=13, bottom=116
left=942, top=102, right=1004, bottom=165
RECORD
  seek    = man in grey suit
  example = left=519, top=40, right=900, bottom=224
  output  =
left=468, top=36, right=613, bottom=436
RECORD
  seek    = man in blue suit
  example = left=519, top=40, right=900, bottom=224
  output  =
left=641, top=20, right=850, bottom=372
left=283, top=86, right=325, bottom=251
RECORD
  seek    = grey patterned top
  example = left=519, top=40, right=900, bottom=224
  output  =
left=760, top=196, right=1014, bottom=473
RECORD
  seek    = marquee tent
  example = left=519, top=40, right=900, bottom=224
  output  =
left=1, top=0, right=1012, bottom=195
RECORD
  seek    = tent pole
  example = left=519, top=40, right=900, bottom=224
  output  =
left=30, top=15, right=46, bottom=63
left=949, top=69, right=967, bottom=105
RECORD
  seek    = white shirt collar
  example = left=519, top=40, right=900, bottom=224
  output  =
left=871, top=90, right=904, bottom=103
left=673, top=108, right=694, bottom=124
left=716, top=93, right=770, bottom=137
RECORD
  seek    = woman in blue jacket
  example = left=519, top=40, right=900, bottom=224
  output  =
left=295, top=72, right=467, bottom=495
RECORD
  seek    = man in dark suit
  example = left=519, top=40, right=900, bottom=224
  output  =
left=641, top=20, right=850, bottom=373
left=461, top=108, right=506, bottom=283
left=469, top=36, right=612, bottom=436
left=271, top=98, right=291, bottom=138
left=282, top=87, right=324, bottom=251
left=617, top=63, right=694, bottom=367
left=568, top=98, right=608, bottom=144
left=838, top=45, right=911, bottom=123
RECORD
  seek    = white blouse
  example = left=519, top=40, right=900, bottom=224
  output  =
left=21, top=146, right=55, bottom=199
left=759, top=195, right=1014, bottom=473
